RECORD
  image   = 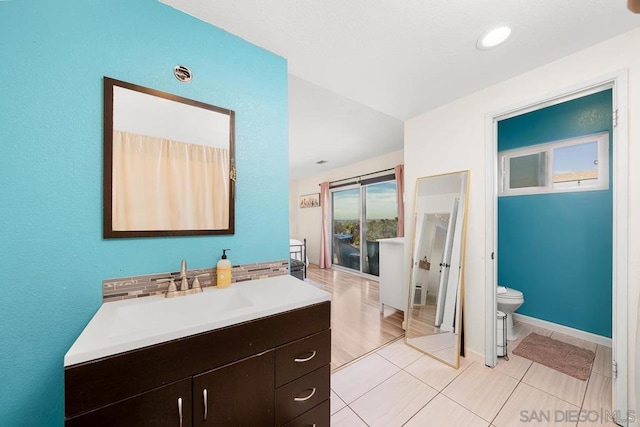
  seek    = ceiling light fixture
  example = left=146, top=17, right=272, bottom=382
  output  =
left=477, top=26, right=512, bottom=50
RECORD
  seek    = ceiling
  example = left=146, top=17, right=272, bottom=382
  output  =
left=161, top=0, right=639, bottom=179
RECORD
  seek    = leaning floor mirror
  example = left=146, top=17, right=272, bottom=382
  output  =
left=404, top=170, right=470, bottom=368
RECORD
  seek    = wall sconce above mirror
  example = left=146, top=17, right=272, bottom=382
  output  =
left=103, top=77, right=235, bottom=238
left=405, top=170, right=470, bottom=368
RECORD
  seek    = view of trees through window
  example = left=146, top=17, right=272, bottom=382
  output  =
left=333, top=218, right=397, bottom=247
left=332, top=180, right=398, bottom=276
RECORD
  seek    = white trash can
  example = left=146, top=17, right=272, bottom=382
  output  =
left=497, top=310, right=508, bottom=359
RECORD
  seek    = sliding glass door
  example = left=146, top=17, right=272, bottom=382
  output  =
left=332, top=187, right=361, bottom=271
left=331, top=179, right=398, bottom=277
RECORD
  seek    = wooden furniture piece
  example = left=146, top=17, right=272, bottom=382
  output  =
left=377, top=237, right=406, bottom=314
left=65, top=301, right=331, bottom=426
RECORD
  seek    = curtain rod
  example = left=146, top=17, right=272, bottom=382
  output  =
left=319, top=167, right=395, bottom=186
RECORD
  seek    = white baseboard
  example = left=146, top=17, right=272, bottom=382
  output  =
left=513, top=313, right=612, bottom=348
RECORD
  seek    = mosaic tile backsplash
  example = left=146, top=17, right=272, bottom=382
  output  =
left=103, top=260, right=289, bottom=302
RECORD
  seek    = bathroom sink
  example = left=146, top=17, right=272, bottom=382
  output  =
left=109, top=288, right=255, bottom=338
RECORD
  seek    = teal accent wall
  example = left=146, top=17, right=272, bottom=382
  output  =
left=498, top=90, right=612, bottom=338
left=0, top=1, right=288, bottom=424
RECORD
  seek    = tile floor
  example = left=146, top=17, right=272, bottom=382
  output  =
left=330, top=322, right=617, bottom=426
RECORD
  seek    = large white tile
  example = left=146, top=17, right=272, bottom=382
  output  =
left=577, top=413, right=619, bottom=427
left=350, top=370, right=437, bottom=427
left=461, top=350, right=485, bottom=365
left=577, top=374, right=617, bottom=427
left=331, top=353, right=400, bottom=403
left=591, top=345, right=612, bottom=378
left=494, top=352, right=533, bottom=380
left=581, top=372, right=611, bottom=412
left=577, top=418, right=619, bottom=427
left=330, top=407, right=368, bottom=427
left=376, top=339, right=423, bottom=368
left=493, top=382, right=579, bottom=427
left=404, top=394, right=489, bottom=427
left=522, top=362, right=588, bottom=407
left=330, top=390, right=346, bottom=415
left=442, top=362, right=519, bottom=422
left=405, top=354, right=469, bottom=391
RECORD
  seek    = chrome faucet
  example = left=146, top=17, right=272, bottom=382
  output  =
left=159, top=260, right=204, bottom=298
left=158, top=277, right=180, bottom=298
left=179, top=259, right=189, bottom=292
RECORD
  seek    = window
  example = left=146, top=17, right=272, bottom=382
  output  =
left=331, top=178, right=398, bottom=277
left=499, top=132, right=609, bottom=196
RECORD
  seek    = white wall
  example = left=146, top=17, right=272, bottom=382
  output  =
left=405, top=27, right=640, bottom=417
left=290, top=150, right=404, bottom=264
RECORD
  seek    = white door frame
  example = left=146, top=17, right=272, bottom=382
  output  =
left=484, top=70, right=628, bottom=423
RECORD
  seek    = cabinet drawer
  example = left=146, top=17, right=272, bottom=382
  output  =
left=275, top=365, right=330, bottom=426
left=276, top=329, right=331, bottom=387
left=281, top=400, right=329, bottom=427
left=65, top=378, right=192, bottom=427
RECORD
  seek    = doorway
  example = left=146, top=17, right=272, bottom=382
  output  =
left=484, top=72, right=629, bottom=424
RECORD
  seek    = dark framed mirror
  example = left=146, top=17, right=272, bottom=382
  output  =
left=103, top=77, right=235, bottom=238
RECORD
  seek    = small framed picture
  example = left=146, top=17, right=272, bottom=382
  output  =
left=299, top=193, right=320, bottom=208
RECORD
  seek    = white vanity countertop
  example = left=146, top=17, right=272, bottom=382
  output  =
left=64, top=275, right=331, bottom=367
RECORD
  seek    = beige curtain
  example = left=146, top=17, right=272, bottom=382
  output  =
left=112, top=130, right=229, bottom=231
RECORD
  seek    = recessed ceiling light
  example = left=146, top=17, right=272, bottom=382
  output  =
left=316, top=160, right=328, bottom=164
left=477, top=26, right=511, bottom=50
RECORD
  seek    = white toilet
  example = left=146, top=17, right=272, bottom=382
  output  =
left=497, top=286, right=524, bottom=341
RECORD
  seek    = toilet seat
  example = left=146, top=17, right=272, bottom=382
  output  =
left=497, top=287, right=523, bottom=300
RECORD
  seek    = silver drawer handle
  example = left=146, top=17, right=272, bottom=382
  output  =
left=294, top=387, right=316, bottom=402
left=294, top=351, right=317, bottom=363
left=177, top=397, right=183, bottom=427
left=203, top=388, right=208, bottom=421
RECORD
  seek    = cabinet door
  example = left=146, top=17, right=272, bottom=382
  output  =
left=65, top=378, right=192, bottom=427
left=193, top=350, right=274, bottom=426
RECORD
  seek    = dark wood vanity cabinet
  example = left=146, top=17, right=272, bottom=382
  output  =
left=65, top=378, right=193, bottom=427
left=193, top=351, right=275, bottom=426
left=65, top=301, right=330, bottom=427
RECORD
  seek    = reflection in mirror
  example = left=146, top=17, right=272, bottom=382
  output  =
left=405, top=171, right=469, bottom=368
left=104, top=77, right=235, bottom=238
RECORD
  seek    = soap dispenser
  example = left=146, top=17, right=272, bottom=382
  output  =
left=216, top=249, right=232, bottom=288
